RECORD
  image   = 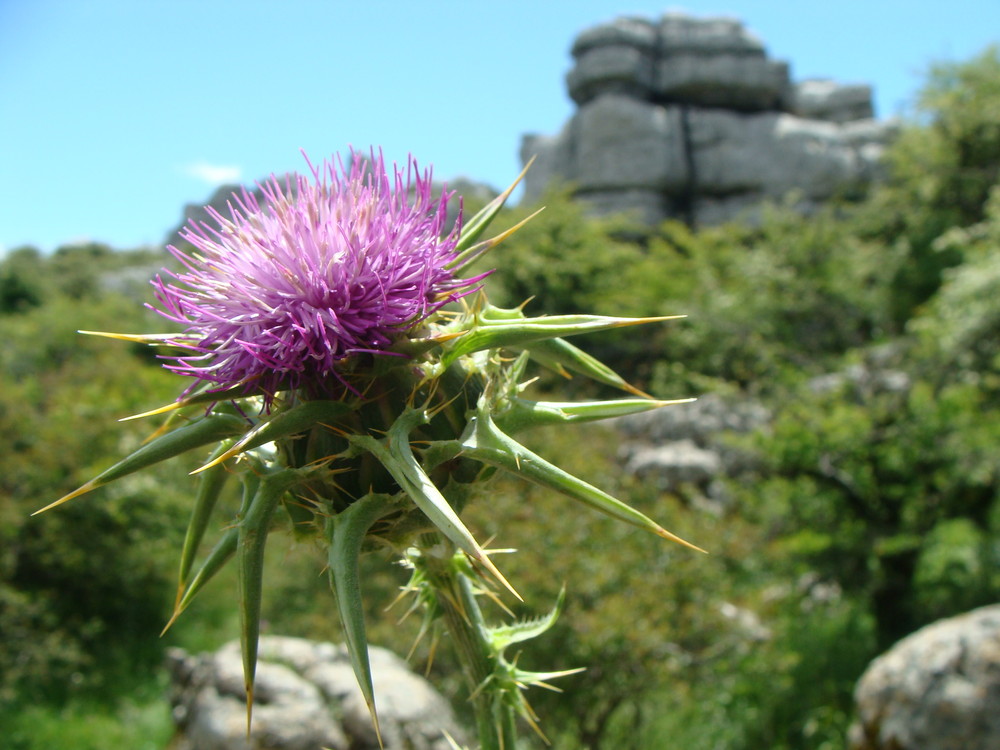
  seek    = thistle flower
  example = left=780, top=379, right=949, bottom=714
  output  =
left=152, top=150, right=484, bottom=401
left=41, top=149, right=700, bottom=750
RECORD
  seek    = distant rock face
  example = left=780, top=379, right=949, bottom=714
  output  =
left=520, top=13, right=897, bottom=225
left=167, top=636, right=466, bottom=750
left=848, top=605, right=1000, bottom=750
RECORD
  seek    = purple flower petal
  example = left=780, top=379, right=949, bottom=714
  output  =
left=151, top=149, right=484, bottom=401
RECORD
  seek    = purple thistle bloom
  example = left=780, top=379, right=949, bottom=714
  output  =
left=152, top=150, right=484, bottom=400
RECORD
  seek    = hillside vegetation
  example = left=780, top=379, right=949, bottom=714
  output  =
left=1, top=47, right=998, bottom=749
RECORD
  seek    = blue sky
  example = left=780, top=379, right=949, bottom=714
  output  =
left=2, top=0, right=998, bottom=253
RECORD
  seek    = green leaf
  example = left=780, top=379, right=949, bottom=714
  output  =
left=176, top=440, right=234, bottom=594
left=522, top=336, right=653, bottom=396
left=450, top=157, right=534, bottom=263
left=443, top=313, right=679, bottom=366
left=34, top=412, right=246, bottom=515
left=192, top=399, right=356, bottom=474
left=448, top=208, right=544, bottom=274
left=237, top=467, right=309, bottom=732
left=462, top=407, right=704, bottom=553
left=495, top=396, right=695, bottom=434
left=163, top=526, right=238, bottom=635
left=326, top=493, right=400, bottom=745
left=348, top=409, right=520, bottom=600
left=163, top=470, right=261, bottom=634
left=119, top=383, right=257, bottom=421
left=486, top=588, right=566, bottom=652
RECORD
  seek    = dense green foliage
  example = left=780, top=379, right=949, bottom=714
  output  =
left=862, top=45, right=1000, bottom=324
left=2, top=47, right=999, bottom=748
left=0, top=245, right=246, bottom=746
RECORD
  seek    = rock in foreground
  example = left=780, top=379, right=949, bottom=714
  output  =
left=849, top=605, right=1000, bottom=750
left=167, top=636, right=465, bottom=750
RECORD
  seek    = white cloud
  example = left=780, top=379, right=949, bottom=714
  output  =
left=181, top=161, right=244, bottom=186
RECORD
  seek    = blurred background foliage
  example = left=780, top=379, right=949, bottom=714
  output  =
left=2, top=46, right=999, bottom=749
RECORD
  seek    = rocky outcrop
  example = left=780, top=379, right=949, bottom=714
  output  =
left=167, top=636, right=466, bottom=750
left=520, top=13, right=897, bottom=226
left=848, top=605, right=1000, bottom=750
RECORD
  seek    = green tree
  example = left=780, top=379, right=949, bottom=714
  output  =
left=0, top=255, right=190, bottom=706
left=751, top=372, right=1000, bottom=648
left=863, top=46, right=1000, bottom=323
left=0, top=246, right=46, bottom=313
left=908, top=186, right=1000, bottom=388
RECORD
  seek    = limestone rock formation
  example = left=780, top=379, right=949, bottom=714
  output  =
left=848, top=605, right=1000, bottom=750
left=520, top=13, right=897, bottom=225
left=167, top=636, right=466, bottom=750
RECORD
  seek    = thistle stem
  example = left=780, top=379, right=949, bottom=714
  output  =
left=421, top=539, right=518, bottom=750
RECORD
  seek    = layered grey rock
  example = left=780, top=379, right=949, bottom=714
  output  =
left=521, top=12, right=897, bottom=225
left=791, top=79, right=875, bottom=123
left=573, top=94, right=689, bottom=192
left=167, top=636, right=466, bottom=750
left=566, top=17, right=658, bottom=104
left=848, top=605, right=1000, bottom=750
left=654, top=15, right=788, bottom=112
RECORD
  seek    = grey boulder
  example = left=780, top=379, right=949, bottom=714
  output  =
left=849, top=605, right=1000, bottom=750
left=167, top=636, right=466, bottom=750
